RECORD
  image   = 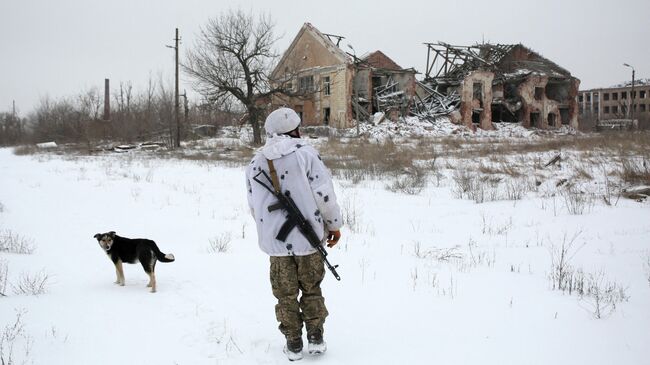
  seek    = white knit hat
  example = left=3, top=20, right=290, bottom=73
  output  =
left=264, top=107, right=301, bottom=135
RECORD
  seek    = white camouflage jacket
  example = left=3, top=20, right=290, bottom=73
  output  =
left=245, top=135, right=343, bottom=256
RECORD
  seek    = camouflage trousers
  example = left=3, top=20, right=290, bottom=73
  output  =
left=270, top=252, right=328, bottom=339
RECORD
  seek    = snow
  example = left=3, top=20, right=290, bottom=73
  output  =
left=339, top=117, right=578, bottom=141
left=0, top=136, right=649, bottom=365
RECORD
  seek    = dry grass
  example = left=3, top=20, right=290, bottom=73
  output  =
left=618, top=157, right=650, bottom=185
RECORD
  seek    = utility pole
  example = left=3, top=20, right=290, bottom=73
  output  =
left=623, top=63, right=635, bottom=121
left=167, top=28, right=181, bottom=148
left=181, top=90, right=189, bottom=124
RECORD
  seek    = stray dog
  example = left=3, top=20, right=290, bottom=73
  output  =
left=93, top=231, right=175, bottom=293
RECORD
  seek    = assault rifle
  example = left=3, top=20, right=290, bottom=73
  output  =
left=253, top=166, right=341, bottom=281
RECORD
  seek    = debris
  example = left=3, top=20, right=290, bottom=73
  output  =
left=411, top=82, right=460, bottom=121
left=36, top=142, right=57, bottom=149
left=113, top=145, right=137, bottom=152
left=622, top=186, right=650, bottom=201
left=544, top=154, right=562, bottom=167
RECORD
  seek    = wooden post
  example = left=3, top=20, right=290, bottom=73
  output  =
left=174, top=28, right=180, bottom=148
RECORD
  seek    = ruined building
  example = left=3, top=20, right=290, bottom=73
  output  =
left=270, top=23, right=416, bottom=128
left=418, top=43, right=580, bottom=130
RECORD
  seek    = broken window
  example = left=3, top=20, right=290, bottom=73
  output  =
left=323, top=107, right=330, bottom=125
left=372, top=76, right=382, bottom=89
left=621, top=91, right=627, bottom=99
left=612, top=105, right=618, bottom=114
left=546, top=82, right=569, bottom=102
left=473, top=82, right=483, bottom=100
left=548, top=113, right=556, bottom=127
left=472, top=110, right=480, bottom=124
left=298, top=75, right=314, bottom=93
left=578, top=95, right=584, bottom=102
left=585, top=93, right=591, bottom=102
left=641, top=90, right=647, bottom=99
left=323, top=76, right=331, bottom=96
left=473, top=82, right=483, bottom=108
left=530, top=112, right=540, bottom=127
left=640, top=104, right=647, bottom=112
left=560, top=108, right=569, bottom=124
left=284, top=80, right=294, bottom=92
left=612, top=92, right=618, bottom=100
left=603, top=93, right=609, bottom=101
left=604, top=106, right=610, bottom=114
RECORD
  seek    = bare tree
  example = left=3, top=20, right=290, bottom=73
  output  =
left=184, top=10, right=286, bottom=145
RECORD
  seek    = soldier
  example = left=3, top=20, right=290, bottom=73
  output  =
left=245, top=107, right=342, bottom=361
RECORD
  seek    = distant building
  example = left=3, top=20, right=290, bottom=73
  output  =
left=578, top=80, right=650, bottom=126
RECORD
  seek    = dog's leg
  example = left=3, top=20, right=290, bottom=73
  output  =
left=149, top=259, right=157, bottom=293
left=148, top=271, right=157, bottom=293
left=115, top=260, right=125, bottom=286
left=142, top=257, right=157, bottom=293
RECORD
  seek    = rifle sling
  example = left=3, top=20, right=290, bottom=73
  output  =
left=267, top=159, right=281, bottom=193
left=267, top=158, right=294, bottom=242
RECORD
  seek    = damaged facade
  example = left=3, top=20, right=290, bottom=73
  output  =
left=270, top=23, right=416, bottom=128
left=418, top=43, right=580, bottom=129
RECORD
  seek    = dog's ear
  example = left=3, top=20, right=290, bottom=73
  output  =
left=94, top=233, right=101, bottom=240
left=108, top=231, right=116, bottom=238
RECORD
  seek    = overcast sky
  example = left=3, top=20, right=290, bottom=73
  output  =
left=1, top=0, right=648, bottom=114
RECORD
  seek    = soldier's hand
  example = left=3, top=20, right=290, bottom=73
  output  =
left=326, top=230, right=341, bottom=248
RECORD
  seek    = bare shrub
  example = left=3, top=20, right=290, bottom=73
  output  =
left=560, top=185, right=593, bottom=215
left=504, top=179, right=528, bottom=201
left=580, top=270, right=629, bottom=319
left=341, top=194, right=363, bottom=233
left=452, top=169, right=474, bottom=199
left=387, top=165, right=427, bottom=195
left=573, top=164, right=593, bottom=180
left=11, top=271, right=49, bottom=296
left=618, top=157, right=650, bottom=185
left=466, top=238, right=496, bottom=268
left=0, top=230, right=35, bottom=254
left=480, top=214, right=513, bottom=236
left=0, top=259, right=8, bottom=297
left=208, top=233, right=232, bottom=253
left=413, top=241, right=463, bottom=262
left=601, top=167, right=620, bottom=206
left=549, top=230, right=586, bottom=293
left=0, top=308, right=33, bottom=365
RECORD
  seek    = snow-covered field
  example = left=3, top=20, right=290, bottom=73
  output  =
left=1, top=131, right=649, bottom=364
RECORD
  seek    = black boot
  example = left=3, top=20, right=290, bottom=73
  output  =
left=307, top=330, right=327, bottom=355
left=283, top=337, right=303, bottom=361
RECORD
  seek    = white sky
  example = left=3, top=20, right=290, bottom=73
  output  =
left=1, top=0, right=648, bottom=114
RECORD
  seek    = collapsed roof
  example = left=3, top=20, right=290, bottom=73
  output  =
left=424, top=43, right=574, bottom=85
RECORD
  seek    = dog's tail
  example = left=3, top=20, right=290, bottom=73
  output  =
left=150, top=241, right=175, bottom=263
